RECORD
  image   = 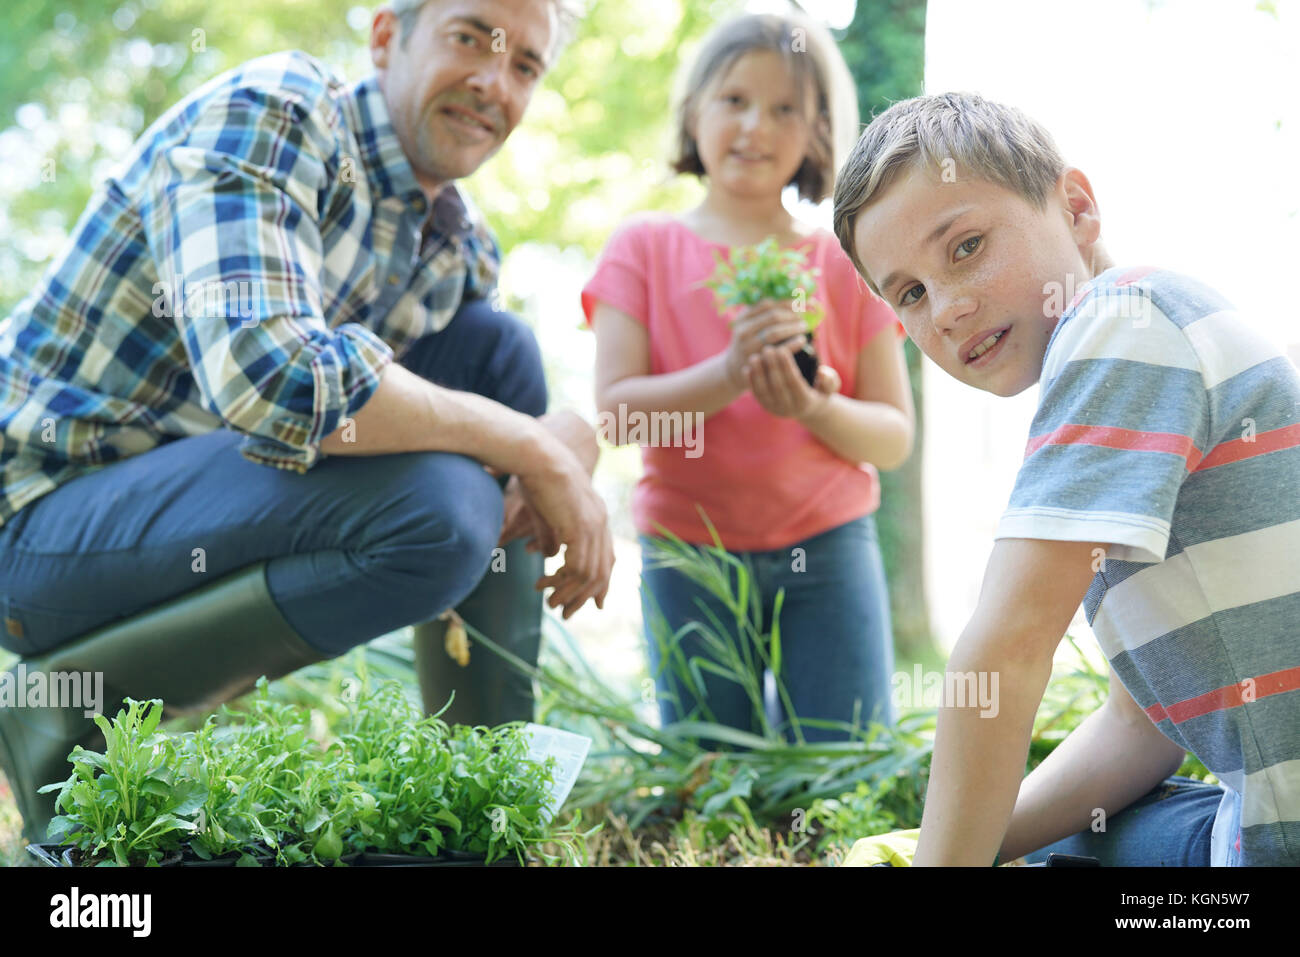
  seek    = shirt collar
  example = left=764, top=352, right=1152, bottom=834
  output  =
left=345, top=72, right=482, bottom=241
left=343, top=72, right=427, bottom=209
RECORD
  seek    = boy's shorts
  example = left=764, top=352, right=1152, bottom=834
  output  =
left=1021, top=776, right=1223, bottom=866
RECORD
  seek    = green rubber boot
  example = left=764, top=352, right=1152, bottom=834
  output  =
left=0, top=561, right=329, bottom=844
left=412, top=537, right=544, bottom=727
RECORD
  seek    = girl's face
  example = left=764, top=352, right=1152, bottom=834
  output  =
left=690, top=49, right=815, bottom=201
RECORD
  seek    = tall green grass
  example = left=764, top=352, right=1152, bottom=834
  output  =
left=473, top=526, right=937, bottom=838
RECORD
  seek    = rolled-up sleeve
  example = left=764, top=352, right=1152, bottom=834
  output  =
left=138, top=81, right=392, bottom=473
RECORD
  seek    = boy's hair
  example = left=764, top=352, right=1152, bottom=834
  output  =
left=832, top=92, right=1067, bottom=291
left=670, top=13, right=859, bottom=205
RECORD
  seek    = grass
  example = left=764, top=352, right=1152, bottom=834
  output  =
left=567, top=807, right=828, bottom=867
left=0, top=535, right=1213, bottom=866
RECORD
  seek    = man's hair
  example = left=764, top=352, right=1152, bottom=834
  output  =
left=832, top=92, right=1067, bottom=290
left=669, top=12, right=859, bottom=205
left=386, top=0, right=584, bottom=61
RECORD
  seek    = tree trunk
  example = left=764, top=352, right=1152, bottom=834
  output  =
left=835, top=0, right=937, bottom=664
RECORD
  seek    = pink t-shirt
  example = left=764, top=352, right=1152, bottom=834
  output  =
left=581, top=212, right=905, bottom=552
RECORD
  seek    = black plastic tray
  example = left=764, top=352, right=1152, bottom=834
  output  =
left=27, top=843, right=522, bottom=867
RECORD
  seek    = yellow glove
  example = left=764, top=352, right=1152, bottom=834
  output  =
left=841, top=829, right=921, bottom=867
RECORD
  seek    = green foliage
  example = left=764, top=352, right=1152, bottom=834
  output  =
left=0, top=0, right=370, bottom=315
left=470, top=541, right=1179, bottom=862
left=805, top=771, right=927, bottom=853
left=701, top=237, right=825, bottom=332
left=41, top=677, right=585, bottom=866
left=640, top=519, right=805, bottom=742
left=833, top=0, right=928, bottom=121
left=40, top=698, right=206, bottom=867
left=0, top=0, right=742, bottom=316
left=465, top=0, right=741, bottom=259
left=467, top=528, right=938, bottom=850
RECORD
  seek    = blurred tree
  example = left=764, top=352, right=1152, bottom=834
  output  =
left=833, top=0, right=937, bottom=664
left=0, top=0, right=736, bottom=315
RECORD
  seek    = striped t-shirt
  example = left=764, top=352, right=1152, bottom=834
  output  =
left=996, top=265, right=1300, bottom=866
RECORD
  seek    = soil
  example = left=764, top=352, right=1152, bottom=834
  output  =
left=792, top=336, right=819, bottom=386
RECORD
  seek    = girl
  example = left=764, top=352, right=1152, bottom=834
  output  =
left=582, top=13, right=915, bottom=742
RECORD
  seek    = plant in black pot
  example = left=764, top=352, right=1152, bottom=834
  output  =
left=30, top=681, right=591, bottom=867
left=702, top=237, right=827, bottom=386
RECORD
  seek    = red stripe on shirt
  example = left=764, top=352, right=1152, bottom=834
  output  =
left=1025, top=424, right=1204, bottom=470
left=1144, top=666, right=1300, bottom=724
left=1195, top=423, right=1300, bottom=472
left=1116, top=266, right=1159, bottom=286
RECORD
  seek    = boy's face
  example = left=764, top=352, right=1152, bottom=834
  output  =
left=852, top=165, right=1101, bottom=397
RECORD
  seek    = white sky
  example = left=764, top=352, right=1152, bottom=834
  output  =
left=920, top=0, right=1300, bottom=652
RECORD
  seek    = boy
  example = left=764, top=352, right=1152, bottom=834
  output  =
left=833, top=91, right=1300, bottom=866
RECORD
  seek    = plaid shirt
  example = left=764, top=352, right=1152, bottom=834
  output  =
left=0, top=50, right=501, bottom=530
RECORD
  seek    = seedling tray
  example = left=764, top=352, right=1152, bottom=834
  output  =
left=28, top=843, right=522, bottom=868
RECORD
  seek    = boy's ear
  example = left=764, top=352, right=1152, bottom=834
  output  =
left=1059, top=167, right=1102, bottom=252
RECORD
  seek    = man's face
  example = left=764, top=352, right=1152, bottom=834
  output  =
left=852, top=165, right=1101, bottom=397
left=371, top=0, right=557, bottom=194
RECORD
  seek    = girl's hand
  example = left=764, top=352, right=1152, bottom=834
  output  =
left=744, top=344, right=841, bottom=420
left=724, top=301, right=811, bottom=389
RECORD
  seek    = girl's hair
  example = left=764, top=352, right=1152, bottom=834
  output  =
left=670, top=12, right=859, bottom=204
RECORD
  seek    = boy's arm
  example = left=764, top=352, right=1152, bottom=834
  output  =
left=912, top=537, right=1103, bottom=867
left=997, top=665, right=1187, bottom=862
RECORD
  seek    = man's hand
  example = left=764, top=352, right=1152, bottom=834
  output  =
left=497, top=411, right=598, bottom=554
left=514, top=446, right=614, bottom=619
left=499, top=474, right=559, bottom=554
left=498, top=412, right=612, bottom=618
left=314, top=366, right=612, bottom=616
left=744, top=343, right=840, bottom=419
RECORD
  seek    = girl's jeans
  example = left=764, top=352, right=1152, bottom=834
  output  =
left=638, top=513, right=896, bottom=743
left=0, top=297, right=546, bottom=662
left=1021, top=775, right=1226, bottom=866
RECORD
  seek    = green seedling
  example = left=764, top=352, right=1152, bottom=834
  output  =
left=701, top=237, right=825, bottom=385
left=701, top=237, right=825, bottom=331
left=41, top=679, right=582, bottom=866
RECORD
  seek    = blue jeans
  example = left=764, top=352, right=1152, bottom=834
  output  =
left=1021, top=775, right=1223, bottom=866
left=638, top=513, right=896, bottom=743
left=0, top=298, right=546, bottom=660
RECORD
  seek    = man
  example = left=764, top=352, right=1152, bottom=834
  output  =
left=0, top=0, right=613, bottom=843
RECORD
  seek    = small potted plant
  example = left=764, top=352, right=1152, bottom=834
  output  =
left=702, top=236, right=826, bottom=386
left=28, top=681, right=589, bottom=867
